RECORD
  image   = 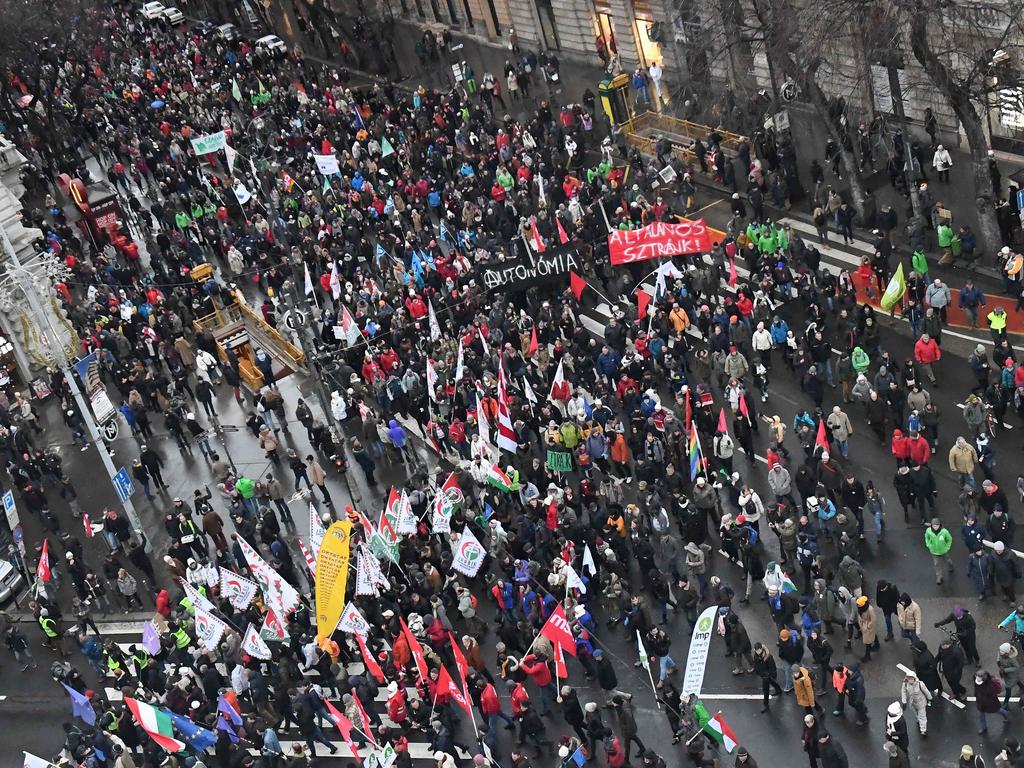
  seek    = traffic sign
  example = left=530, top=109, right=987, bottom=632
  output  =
left=284, top=310, right=306, bottom=330
left=101, top=419, right=119, bottom=441
left=3, top=489, right=17, bottom=531
left=113, top=467, right=135, bottom=503
left=1016, top=188, right=1024, bottom=210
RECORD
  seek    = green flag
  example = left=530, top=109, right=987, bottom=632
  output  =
left=880, top=262, right=906, bottom=311
left=322, top=176, right=331, bottom=195
left=231, top=79, right=242, bottom=101
left=381, top=137, right=395, bottom=157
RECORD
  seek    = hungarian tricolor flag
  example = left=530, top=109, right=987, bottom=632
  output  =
left=539, top=604, right=577, bottom=656
left=496, top=363, right=518, bottom=453
left=379, top=488, right=400, bottom=543
left=399, top=616, right=429, bottom=679
left=36, top=539, right=52, bottom=583
left=125, top=697, right=186, bottom=752
left=695, top=701, right=739, bottom=753
left=486, top=465, right=514, bottom=493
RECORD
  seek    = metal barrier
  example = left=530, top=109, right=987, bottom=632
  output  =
left=628, top=110, right=744, bottom=154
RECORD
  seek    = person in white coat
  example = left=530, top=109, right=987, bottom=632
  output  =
left=899, top=670, right=932, bottom=735
left=932, top=144, right=953, bottom=183
left=195, top=349, right=221, bottom=385
left=330, top=390, right=347, bottom=427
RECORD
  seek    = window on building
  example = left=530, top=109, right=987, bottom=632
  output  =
left=633, top=17, right=661, bottom=67
left=534, top=0, right=560, bottom=49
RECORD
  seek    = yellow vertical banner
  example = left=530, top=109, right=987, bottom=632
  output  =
left=315, top=521, right=353, bottom=644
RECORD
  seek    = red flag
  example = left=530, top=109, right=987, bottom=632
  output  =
left=684, top=393, right=692, bottom=432
left=321, top=138, right=334, bottom=155
left=400, top=617, right=429, bottom=679
left=816, top=420, right=829, bottom=451
left=352, top=693, right=378, bottom=747
left=766, top=448, right=781, bottom=469
left=436, top=665, right=473, bottom=714
left=449, top=632, right=471, bottom=694
left=555, top=216, right=569, bottom=244
left=539, top=604, right=577, bottom=656
left=528, top=327, right=538, bottom=357
left=83, top=513, right=94, bottom=539
left=553, top=642, right=568, bottom=678
left=324, top=698, right=362, bottom=763
left=728, top=254, right=738, bottom=287
left=36, top=538, right=51, bottom=583
left=569, top=271, right=586, bottom=301
left=717, top=408, right=728, bottom=435
left=530, top=216, right=546, bottom=253
left=637, top=289, right=652, bottom=320
left=738, top=394, right=750, bottom=421
left=356, top=634, right=385, bottom=683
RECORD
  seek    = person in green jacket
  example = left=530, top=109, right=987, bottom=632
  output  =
left=851, top=346, right=871, bottom=374
left=937, top=222, right=954, bottom=264
left=911, top=250, right=929, bottom=283
left=924, top=517, right=954, bottom=584
left=174, top=211, right=191, bottom=229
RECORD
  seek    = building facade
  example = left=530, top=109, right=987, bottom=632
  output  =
left=379, top=0, right=1024, bottom=154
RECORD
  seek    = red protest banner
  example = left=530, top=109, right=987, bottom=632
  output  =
left=607, top=219, right=713, bottom=265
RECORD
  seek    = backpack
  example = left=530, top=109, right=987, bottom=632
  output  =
left=993, top=676, right=1004, bottom=695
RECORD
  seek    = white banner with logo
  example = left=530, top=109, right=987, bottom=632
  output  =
left=681, top=605, right=719, bottom=695
left=191, top=131, right=227, bottom=155
left=451, top=527, right=485, bottom=577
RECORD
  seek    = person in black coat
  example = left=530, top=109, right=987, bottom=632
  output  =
left=801, top=714, right=821, bottom=768
left=753, top=643, right=784, bottom=711
left=875, top=580, right=900, bottom=640
left=818, top=730, right=849, bottom=768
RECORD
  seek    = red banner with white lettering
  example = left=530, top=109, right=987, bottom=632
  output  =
left=607, top=219, right=713, bottom=265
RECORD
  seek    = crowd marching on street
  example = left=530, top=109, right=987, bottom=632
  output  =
left=7, top=3, right=1024, bottom=768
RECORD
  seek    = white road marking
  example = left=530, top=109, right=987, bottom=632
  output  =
left=896, top=663, right=965, bottom=709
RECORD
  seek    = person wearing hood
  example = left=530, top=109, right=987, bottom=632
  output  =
left=883, top=740, right=910, bottom=768
left=996, top=642, right=1024, bottom=711
left=734, top=746, right=758, bottom=768
left=896, top=592, right=922, bottom=643
left=974, top=669, right=1009, bottom=734
left=816, top=730, right=849, bottom=768
left=899, top=670, right=932, bottom=735
left=885, top=701, right=910, bottom=753
left=936, top=636, right=968, bottom=699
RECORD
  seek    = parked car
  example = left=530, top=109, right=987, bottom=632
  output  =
left=193, top=19, right=216, bottom=36
left=161, top=6, right=185, bottom=24
left=215, top=22, right=238, bottom=41
left=140, top=1, right=166, bottom=19
left=0, top=558, right=24, bottom=604
left=254, top=34, right=286, bottom=55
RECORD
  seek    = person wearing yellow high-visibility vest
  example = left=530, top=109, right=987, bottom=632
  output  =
left=168, top=621, right=192, bottom=664
left=38, top=610, right=68, bottom=658
left=988, top=306, right=1008, bottom=342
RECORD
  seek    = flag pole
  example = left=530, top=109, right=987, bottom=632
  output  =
left=637, top=630, right=661, bottom=709
left=684, top=710, right=722, bottom=746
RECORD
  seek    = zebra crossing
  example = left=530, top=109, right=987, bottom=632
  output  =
left=579, top=216, right=870, bottom=339
left=92, top=620, right=474, bottom=761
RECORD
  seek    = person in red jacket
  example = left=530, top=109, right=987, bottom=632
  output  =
left=386, top=681, right=408, bottom=726
left=905, top=430, right=931, bottom=465
left=509, top=680, right=531, bottom=716
left=519, top=652, right=556, bottom=715
left=480, top=682, right=516, bottom=735
left=913, top=332, right=942, bottom=386
left=891, top=428, right=910, bottom=462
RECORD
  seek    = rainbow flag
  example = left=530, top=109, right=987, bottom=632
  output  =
left=688, top=424, right=700, bottom=480
left=282, top=172, right=295, bottom=192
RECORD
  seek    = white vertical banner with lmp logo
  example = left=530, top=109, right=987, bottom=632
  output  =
left=682, top=605, right=719, bottom=696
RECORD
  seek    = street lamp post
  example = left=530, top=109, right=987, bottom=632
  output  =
left=0, top=228, right=145, bottom=537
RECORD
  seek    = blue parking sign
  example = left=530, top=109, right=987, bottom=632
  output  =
left=113, top=467, right=135, bottom=503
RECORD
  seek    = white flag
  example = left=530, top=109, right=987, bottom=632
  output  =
left=655, top=260, right=685, bottom=297
left=564, top=563, right=587, bottom=593
left=338, top=602, right=371, bottom=636
left=218, top=568, right=259, bottom=610
left=304, top=263, right=315, bottom=296
left=237, top=537, right=301, bottom=617
left=522, top=376, right=538, bottom=406
left=339, top=306, right=361, bottom=346
left=582, top=544, right=597, bottom=575
left=478, top=328, right=490, bottom=356
left=430, top=493, right=452, bottom=534
left=23, top=753, right=56, bottom=768
left=395, top=490, right=417, bottom=535
left=313, top=153, right=341, bottom=176
left=364, top=549, right=389, bottom=589
left=309, top=503, right=326, bottom=558
left=232, top=180, right=252, bottom=205
left=241, top=624, right=272, bottom=660
left=194, top=604, right=230, bottom=652
left=224, top=143, right=237, bottom=175
left=329, top=262, right=342, bottom=300
left=426, top=359, right=439, bottom=402
left=181, top=578, right=216, bottom=613
left=428, top=299, right=441, bottom=341
left=451, top=527, right=486, bottom=577
left=355, top=553, right=378, bottom=597
left=455, top=340, right=465, bottom=383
